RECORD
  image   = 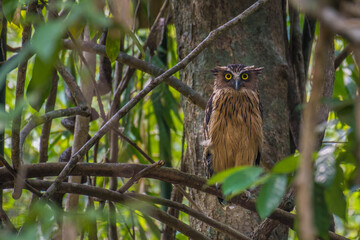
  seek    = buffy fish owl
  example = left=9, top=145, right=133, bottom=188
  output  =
left=203, top=64, right=264, bottom=178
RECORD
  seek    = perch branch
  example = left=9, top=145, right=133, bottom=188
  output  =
left=0, top=167, right=347, bottom=240
left=42, top=0, right=268, bottom=200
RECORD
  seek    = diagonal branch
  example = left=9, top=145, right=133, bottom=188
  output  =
left=117, top=160, right=164, bottom=193
left=63, top=39, right=207, bottom=110
left=41, top=0, right=268, bottom=201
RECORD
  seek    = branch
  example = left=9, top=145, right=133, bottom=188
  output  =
left=0, top=167, right=347, bottom=240
left=0, top=163, right=297, bottom=229
left=0, top=154, right=42, bottom=197
left=8, top=180, right=211, bottom=240
left=42, top=0, right=268, bottom=201
left=63, top=39, right=207, bottom=110
left=56, top=63, right=88, bottom=106
left=11, top=1, right=37, bottom=193
left=117, top=160, right=164, bottom=193
left=112, top=128, right=155, bottom=164
left=334, top=45, right=352, bottom=69
left=39, top=71, right=59, bottom=163
left=296, top=24, right=333, bottom=240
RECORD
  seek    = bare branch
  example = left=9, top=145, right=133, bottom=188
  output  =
left=0, top=170, right=347, bottom=240
left=56, top=63, right=88, bottom=106
left=33, top=180, right=211, bottom=240
left=335, top=45, right=352, bottom=69
left=0, top=155, right=42, bottom=197
left=39, top=71, right=59, bottom=163
left=112, top=128, right=155, bottom=164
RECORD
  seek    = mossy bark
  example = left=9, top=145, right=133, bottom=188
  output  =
left=172, top=0, right=291, bottom=239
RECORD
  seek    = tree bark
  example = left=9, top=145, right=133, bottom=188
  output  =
left=172, top=0, right=291, bottom=238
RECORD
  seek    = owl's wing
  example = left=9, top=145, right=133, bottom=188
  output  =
left=203, top=93, right=215, bottom=178
left=204, top=93, right=214, bottom=140
left=255, top=92, right=262, bottom=166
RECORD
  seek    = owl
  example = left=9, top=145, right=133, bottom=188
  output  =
left=203, top=64, right=264, bottom=179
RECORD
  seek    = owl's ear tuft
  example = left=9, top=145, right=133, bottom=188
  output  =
left=254, top=67, right=264, bottom=75
left=211, top=67, right=220, bottom=76
left=211, top=66, right=226, bottom=76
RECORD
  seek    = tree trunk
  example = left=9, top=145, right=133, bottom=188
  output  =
left=172, top=0, right=291, bottom=238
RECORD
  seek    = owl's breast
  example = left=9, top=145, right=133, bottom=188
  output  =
left=209, top=89, right=263, bottom=172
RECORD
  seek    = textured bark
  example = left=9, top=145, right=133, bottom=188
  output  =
left=172, top=0, right=291, bottom=239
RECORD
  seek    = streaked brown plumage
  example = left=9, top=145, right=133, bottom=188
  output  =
left=203, top=64, right=263, bottom=178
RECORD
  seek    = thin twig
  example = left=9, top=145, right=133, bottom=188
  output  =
left=112, top=127, right=155, bottom=164
left=334, top=45, right=352, bottom=69
left=173, top=185, right=202, bottom=212
left=41, top=0, right=268, bottom=201
left=118, top=160, right=164, bottom=193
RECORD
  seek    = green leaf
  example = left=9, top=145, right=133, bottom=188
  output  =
left=324, top=166, right=346, bottom=220
left=222, top=166, right=263, bottom=197
left=208, top=165, right=249, bottom=185
left=68, top=21, right=86, bottom=40
left=256, top=174, right=287, bottom=220
left=31, top=20, right=66, bottom=61
left=143, top=215, right=161, bottom=239
left=3, top=0, right=19, bottom=23
left=314, top=146, right=336, bottom=188
left=26, top=56, right=54, bottom=111
left=272, top=154, right=300, bottom=173
left=313, top=183, right=331, bottom=240
left=106, top=28, right=121, bottom=62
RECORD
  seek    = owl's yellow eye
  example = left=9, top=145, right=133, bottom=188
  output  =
left=224, top=73, right=232, bottom=81
left=241, top=73, right=249, bottom=80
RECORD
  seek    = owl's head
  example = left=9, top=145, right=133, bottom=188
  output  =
left=211, top=64, right=263, bottom=91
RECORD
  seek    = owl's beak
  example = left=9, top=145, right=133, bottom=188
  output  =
left=234, top=80, right=242, bottom=90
